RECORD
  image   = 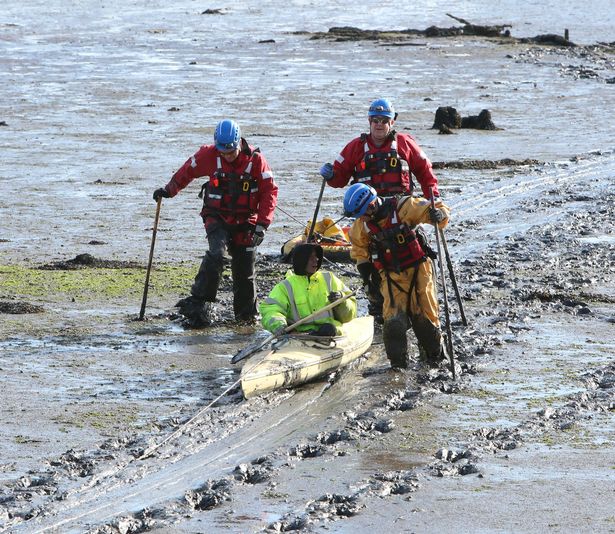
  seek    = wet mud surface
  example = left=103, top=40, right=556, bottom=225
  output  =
left=1, top=154, right=613, bottom=532
left=2, top=6, right=615, bottom=534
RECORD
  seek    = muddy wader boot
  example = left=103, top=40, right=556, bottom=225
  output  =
left=411, top=314, right=444, bottom=368
left=177, top=226, right=229, bottom=327
left=230, top=245, right=257, bottom=322
left=382, top=313, right=409, bottom=369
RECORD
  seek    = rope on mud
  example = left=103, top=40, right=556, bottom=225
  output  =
left=137, top=374, right=245, bottom=460
left=60, top=354, right=274, bottom=498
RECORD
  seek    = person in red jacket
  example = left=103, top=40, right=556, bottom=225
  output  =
left=319, top=98, right=440, bottom=199
left=153, top=119, right=278, bottom=327
left=319, top=98, right=442, bottom=323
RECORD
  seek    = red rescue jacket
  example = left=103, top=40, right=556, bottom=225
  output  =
left=164, top=140, right=278, bottom=228
left=329, top=131, right=439, bottom=198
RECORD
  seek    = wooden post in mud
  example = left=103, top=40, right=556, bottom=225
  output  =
left=565, top=29, right=569, bottom=41
left=138, top=198, right=162, bottom=320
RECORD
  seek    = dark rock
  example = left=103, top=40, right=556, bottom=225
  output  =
left=432, top=106, right=461, bottom=129
left=461, top=109, right=499, bottom=130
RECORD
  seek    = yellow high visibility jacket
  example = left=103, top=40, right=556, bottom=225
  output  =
left=260, top=270, right=356, bottom=335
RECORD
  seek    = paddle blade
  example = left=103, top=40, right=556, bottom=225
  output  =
left=231, top=333, right=275, bottom=364
left=231, top=345, right=258, bottom=364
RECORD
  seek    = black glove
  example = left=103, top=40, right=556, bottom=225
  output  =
left=251, top=224, right=266, bottom=247
left=429, top=207, right=445, bottom=224
left=328, top=291, right=343, bottom=303
left=274, top=324, right=287, bottom=336
left=153, top=187, right=171, bottom=201
left=357, top=262, right=374, bottom=287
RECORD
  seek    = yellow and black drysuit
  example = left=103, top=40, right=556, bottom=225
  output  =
left=348, top=195, right=450, bottom=367
left=260, top=244, right=356, bottom=336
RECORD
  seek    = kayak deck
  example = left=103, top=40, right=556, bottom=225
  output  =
left=240, top=316, right=374, bottom=398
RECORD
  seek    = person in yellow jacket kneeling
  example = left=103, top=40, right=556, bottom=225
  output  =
left=260, top=243, right=356, bottom=337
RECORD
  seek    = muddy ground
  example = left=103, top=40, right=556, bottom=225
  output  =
left=2, top=152, right=614, bottom=533
left=1, top=15, right=615, bottom=534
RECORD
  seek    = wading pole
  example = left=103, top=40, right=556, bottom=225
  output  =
left=430, top=189, right=455, bottom=378
left=439, top=228, right=468, bottom=326
left=307, top=177, right=327, bottom=242
left=138, top=197, right=162, bottom=320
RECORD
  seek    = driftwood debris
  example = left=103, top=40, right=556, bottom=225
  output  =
left=307, top=14, right=576, bottom=47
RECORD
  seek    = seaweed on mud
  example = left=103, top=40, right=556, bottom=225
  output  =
left=432, top=158, right=542, bottom=170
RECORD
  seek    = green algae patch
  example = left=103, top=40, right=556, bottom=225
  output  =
left=0, top=263, right=197, bottom=300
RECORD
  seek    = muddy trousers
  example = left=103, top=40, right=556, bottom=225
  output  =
left=380, top=260, right=443, bottom=367
left=191, top=225, right=257, bottom=320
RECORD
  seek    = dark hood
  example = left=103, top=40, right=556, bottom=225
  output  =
left=292, top=243, right=323, bottom=276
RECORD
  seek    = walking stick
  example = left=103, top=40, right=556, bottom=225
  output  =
left=307, top=177, right=327, bottom=242
left=138, top=197, right=162, bottom=320
left=430, top=189, right=455, bottom=378
left=439, top=229, right=468, bottom=326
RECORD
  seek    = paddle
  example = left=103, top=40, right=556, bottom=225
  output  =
left=138, top=197, right=162, bottom=320
left=231, top=290, right=357, bottom=364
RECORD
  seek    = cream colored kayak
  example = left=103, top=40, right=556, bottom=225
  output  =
left=240, top=315, right=374, bottom=399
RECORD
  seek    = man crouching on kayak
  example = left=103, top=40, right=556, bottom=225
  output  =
left=260, top=243, right=356, bottom=336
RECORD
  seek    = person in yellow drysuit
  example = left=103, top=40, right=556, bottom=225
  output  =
left=260, top=243, right=356, bottom=336
left=343, top=183, right=451, bottom=369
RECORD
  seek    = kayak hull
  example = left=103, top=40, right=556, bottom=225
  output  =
left=240, top=316, right=374, bottom=398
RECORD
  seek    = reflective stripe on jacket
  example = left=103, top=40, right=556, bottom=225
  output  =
left=260, top=271, right=356, bottom=335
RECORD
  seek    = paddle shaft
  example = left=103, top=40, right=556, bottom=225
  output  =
left=430, top=190, right=456, bottom=378
left=231, top=290, right=357, bottom=364
left=138, top=197, right=162, bottom=320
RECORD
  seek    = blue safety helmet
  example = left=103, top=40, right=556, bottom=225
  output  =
left=343, top=183, right=378, bottom=217
left=368, top=98, right=395, bottom=120
left=214, top=119, right=241, bottom=151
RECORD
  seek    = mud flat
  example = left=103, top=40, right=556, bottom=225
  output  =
left=1, top=9, right=615, bottom=534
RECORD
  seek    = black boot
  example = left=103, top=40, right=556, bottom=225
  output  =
left=176, top=296, right=213, bottom=328
left=412, top=315, right=443, bottom=368
left=382, top=314, right=409, bottom=369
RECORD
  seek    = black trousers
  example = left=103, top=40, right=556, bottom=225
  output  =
left=191, top=224, right=257, bottom=320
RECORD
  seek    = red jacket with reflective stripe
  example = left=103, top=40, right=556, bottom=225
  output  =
left=328, top=132, right=439, bottom=198
left=164, top=143, right=278, bottom=227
